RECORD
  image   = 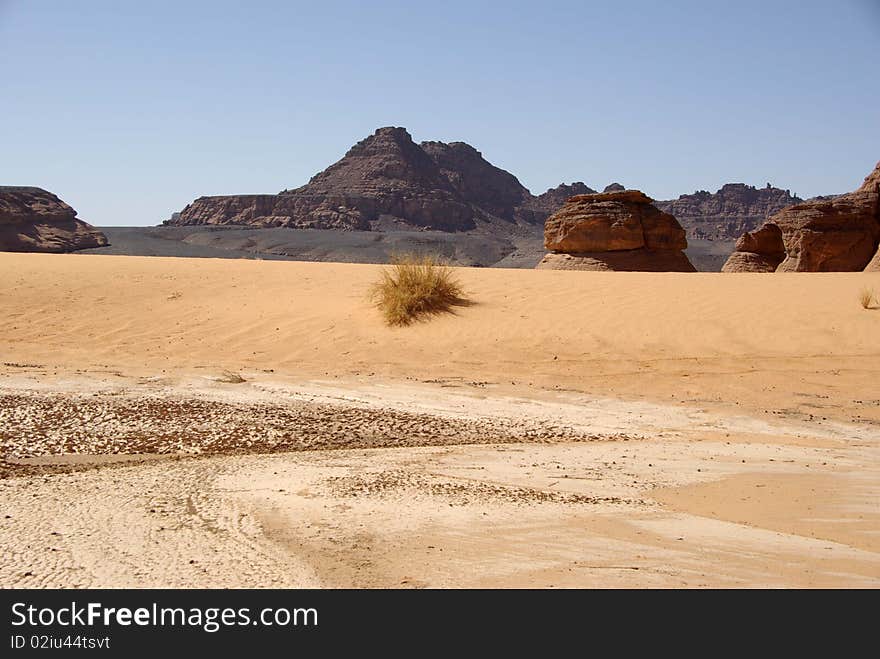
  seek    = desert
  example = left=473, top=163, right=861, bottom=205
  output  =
left=3, top=0, right=879, bottom=605
left=1, top=253, right=878, bottom=588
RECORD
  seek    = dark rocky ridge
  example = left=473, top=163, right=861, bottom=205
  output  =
left=0, top=187, right=108, bottom=253
left=515, top=182, right=598, bottom=224
left=167, top=127, right=598, bottom=233
left=655, top=183, right=803, bottom=241
left=168, top=126, right=818, bottom=251
left=419, top=140, right=531, bottom=222
left=175, top=128, right=475, bottom=231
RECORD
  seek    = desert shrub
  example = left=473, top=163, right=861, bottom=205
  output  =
left=217, top=370, right=246, bottom=384
left=370, top=254, right=467, bottom=326
left=859, top=287, right=875, bottom=310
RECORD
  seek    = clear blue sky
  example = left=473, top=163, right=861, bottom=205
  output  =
left=1, top=0, right=878, bottom=226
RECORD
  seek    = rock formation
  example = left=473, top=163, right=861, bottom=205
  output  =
left=172, top=128, right=475, bottom=231
left=721, top=224, right=785, bottom=272
left=536, top=190, right=696, bottom=272
left=514, top=182, right=597, bottom=224
left=0, top=187, right=108, bottom=253
left=722, top=162, right=880, bottom=272
left=167, top=127, right=595, bottom=232
left=419, top=140, right=531, bottom=222
left=603, top=183, right=625, bottom=192
left=172, top=194, right=295, bottom=228
left=655, top=183, right=803, bottom=241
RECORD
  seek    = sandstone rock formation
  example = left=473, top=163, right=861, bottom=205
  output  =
left=167, top=127, right=596, bottom=232
left=721, top=224, right=785, bottom=272
left=0, top=187, right=108, bottom=253
left=603, top=183, right=625, bottom=192
left=655, top=183, right=803, bottom=241
left=722, top=162, right=880, bottom=272
left=537, top=190, right=696, bottom=272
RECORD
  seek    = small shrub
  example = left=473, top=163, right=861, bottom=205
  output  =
left=859, top=287, right=875, bottom=310
left=370, top=254, right=467, bottom=326
left=217, top=370, right=246, bottom=384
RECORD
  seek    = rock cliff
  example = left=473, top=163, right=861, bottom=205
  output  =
left=722, top=163, right=880, bottom=272
left=655, top=183, right=803, bottom=241
left=0, top=187, right=108, bottom=253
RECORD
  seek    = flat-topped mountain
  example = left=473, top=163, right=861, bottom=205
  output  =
left=655, top=183, right=803, bottom=241
left=166, top=127, right=594, bottom=232
left=0, top=187, right=108, bottom=253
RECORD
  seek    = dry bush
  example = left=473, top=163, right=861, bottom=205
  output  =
left=859, top=287, right=875, bottom=310
left=370, top=254, right=468, bottom=326
left=217, top=370, right=247, bottom=384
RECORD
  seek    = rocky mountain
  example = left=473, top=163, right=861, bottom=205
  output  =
left=722, top=162, right=880, bottom=272
left=536, top=190, right=695, bottom=272
left=655, top=183, right=803, bottom=241
left=0, top=187, right=108, bottom=253
left=164, top=125, right=850, bottom=271
left=419, top=140, right=531, bottom=222
left=514, top=182, right=597, bottom=224
left=167, top=127, right=596, bottom=232
left=174, top=128, right=473, bottom=231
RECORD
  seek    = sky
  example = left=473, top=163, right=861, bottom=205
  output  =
left=1, top=0, right=879, bottom=227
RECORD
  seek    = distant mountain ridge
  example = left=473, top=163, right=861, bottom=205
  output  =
left=166, top=126, right=827, bottom=242
left=166, top=127, right=602, bottom=232
left=654, top=183, right=803, bottom=241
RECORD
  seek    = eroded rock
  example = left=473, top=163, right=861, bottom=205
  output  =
left=538, top=190, right=695, bottom=272
left=722, top=163, right=880, bottom=272
left=0, top=187, right=108, bottom=253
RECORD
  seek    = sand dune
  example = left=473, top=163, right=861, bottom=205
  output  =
left=2, top=253, right=878, bottom=424
left=1, top=253, right=878, bottom=587
left=3, top=253, right=877, bottom=376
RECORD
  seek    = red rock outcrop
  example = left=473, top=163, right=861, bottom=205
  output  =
left=721, top=224, right=786, bottom=272
left=0, top=187, right=108, bottom=253
left=722, top=163, right=880, bottom=272
left=537, top=190, right=695, bottom=272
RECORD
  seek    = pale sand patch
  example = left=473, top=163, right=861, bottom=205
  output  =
left=651, top=472, right=880, bottom=553
left=0, top=374, right=877, bottom=588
